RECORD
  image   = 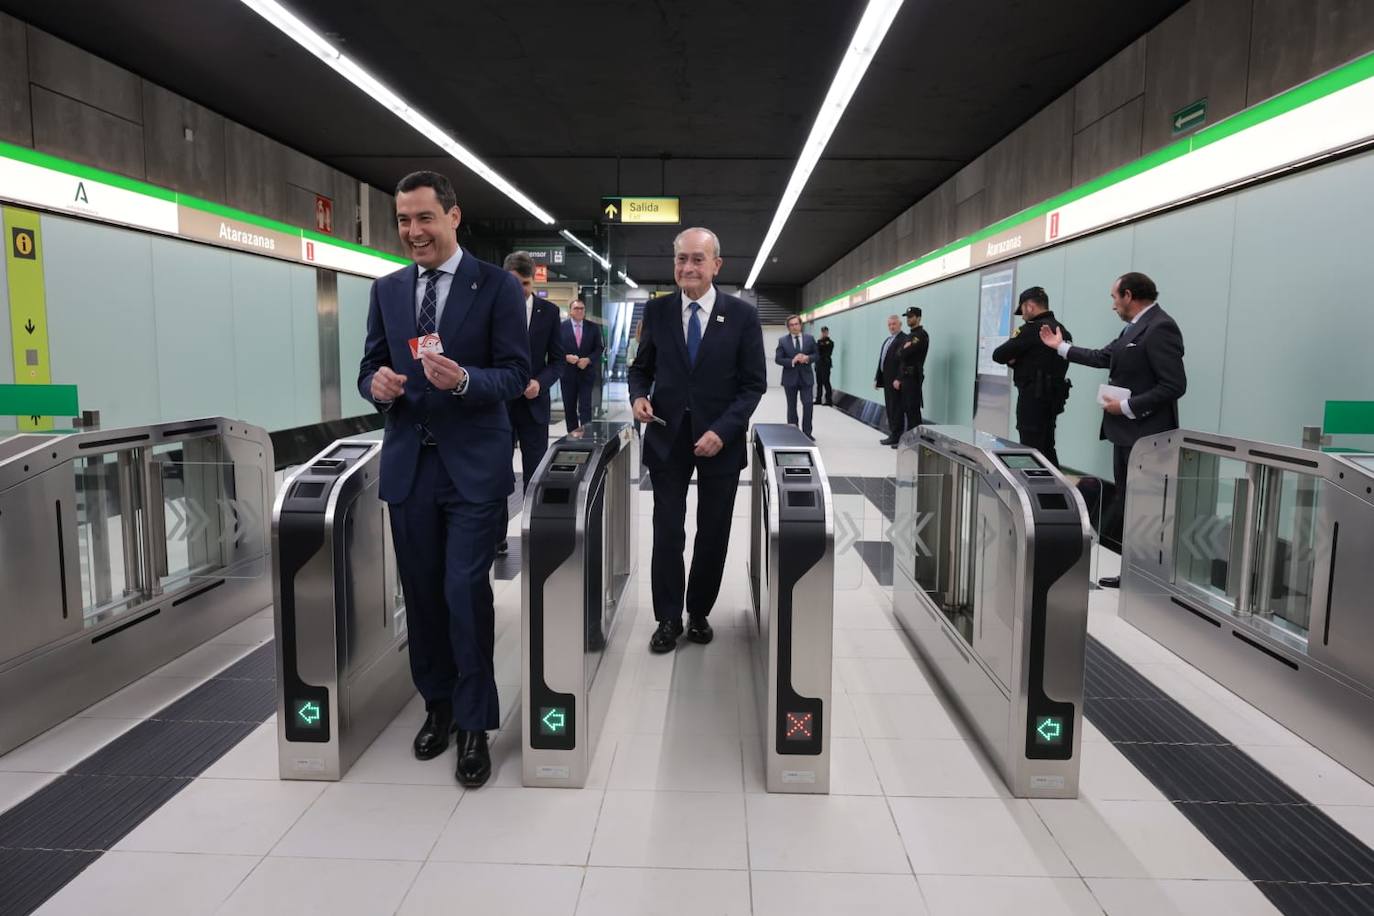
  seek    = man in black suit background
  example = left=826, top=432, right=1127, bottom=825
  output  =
left=630, top=227, right=767, bottom=653
left=497, top=251, right=565, bottom=555
left=1040, top=271, right=1186, bottom=586
left=874, top=314, right=907, bottom=447
left=560, top=298, right=603, bottom=432
left=775, top=314, right=818, bottom=439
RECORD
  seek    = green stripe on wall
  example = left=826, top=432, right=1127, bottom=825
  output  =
left=805, top=49, right=1374, bottom=317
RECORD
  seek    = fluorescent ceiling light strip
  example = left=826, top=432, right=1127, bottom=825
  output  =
left=239, top=0, right=555, bottom=225
left=561, top=229, right=610, bottom=270
left=744, top=0, right=904, bottom=288
left=617, top=270, right=639, bottom=289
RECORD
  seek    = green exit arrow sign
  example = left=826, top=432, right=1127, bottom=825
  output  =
left=541, top=707, right=566, bottom=733
left=297, top=701, right=321, bottom=726
left=1171, top=98, right=1207, bottom=136
left=1035, top=716, right=1063, bottom=744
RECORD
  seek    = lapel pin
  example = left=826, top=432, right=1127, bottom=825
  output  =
left=471, top=281, right=478, bottom=290
left=715, top=315, right=725, bottom=323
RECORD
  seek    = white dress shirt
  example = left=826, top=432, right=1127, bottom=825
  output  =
left=415, top=248, right=463, bottom=326
left=680, top=285, right=718, bottom=339
left=525, top=293, right=534, bottom=330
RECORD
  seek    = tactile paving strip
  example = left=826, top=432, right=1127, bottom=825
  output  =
left=1084, top=636, right=1374, bottom=914
left=0, top=642, right=278, bottom=915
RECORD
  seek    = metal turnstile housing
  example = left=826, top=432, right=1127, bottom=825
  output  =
left=522, top=421, right=636, bottom=787
left=747, top=424, right=835, bottom=794
left=1121, top=430, right=1374, bottom=785
left=892, top=425, right=1091, bottom=798
left=273, top=437, right=411, bottom=780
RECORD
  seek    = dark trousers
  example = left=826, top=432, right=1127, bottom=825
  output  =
left=901, top=377, right=923, bottom=431
left=1015, top=396, right=1059, bottom=468
left=499, top=410, right=550, bottom=539
left=815, top=366, right=833, bottom=404
left=562, top=370, right=595, bottom=433
left=388, top=447, right=504, bottom=731
left=882, top=381, right=904, bottom=440
left=1102, top=443, right=1130, bottom=552
left=647, top=419, right=742, bottom=623
left=784, top=383, right=814, bottom=436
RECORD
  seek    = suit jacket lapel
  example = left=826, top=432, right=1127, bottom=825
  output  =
left=1118, top=306, right=1158, bottom=349
left=694, top=290, right=727, bottom=368
left=398, top=265, right=421, bottom=340
left=438, top=251, right=481, bottom=342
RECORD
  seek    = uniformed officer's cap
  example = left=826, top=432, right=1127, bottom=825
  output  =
left=903, top=306, right=922, bottom=318
left=1014, top=286, right=1049, bottom=315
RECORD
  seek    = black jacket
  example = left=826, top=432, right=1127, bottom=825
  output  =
left=898, top=326, right=929, bottom=379
left=816, top=336, right=835, bottom=368
left=992, top=311, right=1071, bottom=400
left=874, top=331, right=907, bottom=387
left=1065, top=304, right=1187, bottom=447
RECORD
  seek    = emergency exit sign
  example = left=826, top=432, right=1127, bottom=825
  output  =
left=1171, top=98, right=1207, bottom=136
left=601, top=196, right=680, bottom=225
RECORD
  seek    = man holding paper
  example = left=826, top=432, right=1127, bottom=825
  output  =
left=1039, top=271, right=1186, bottom=585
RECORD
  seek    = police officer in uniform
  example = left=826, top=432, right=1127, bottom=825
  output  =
left=814, top=326, right=835, bottom=406
left=898, top=306, right=929, bottom=431
left=992, top=286, right=1072, bottom=467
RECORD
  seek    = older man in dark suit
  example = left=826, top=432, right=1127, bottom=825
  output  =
left=1040, top=271, right=1186, bottom=586
left=630, top=227, right=767, bottom=654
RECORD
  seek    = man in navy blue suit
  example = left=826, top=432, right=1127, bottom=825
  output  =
left=496, top=251, right=564, bottom=555
left=775, top=314, right=818, bottom=439
left=357, top=171, right=528, bottom=787
left=630, top=228, right=767, bottom=653
left=560, top=299, right=603, bottom=432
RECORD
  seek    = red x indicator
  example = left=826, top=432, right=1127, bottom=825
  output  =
left=785, top=712, right=813, bottom=741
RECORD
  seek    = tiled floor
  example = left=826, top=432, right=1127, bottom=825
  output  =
left=5, top=389, right=1370, bottom=914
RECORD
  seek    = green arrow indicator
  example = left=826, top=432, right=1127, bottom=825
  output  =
left=298, top=701, right=321, bottom=725
left=1036, top=717, right=1062, bottom=742
left=541, top=707, right=566, bottom=733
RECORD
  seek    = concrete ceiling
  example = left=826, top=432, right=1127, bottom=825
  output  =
left=3, top=0, right=1187, bottom=288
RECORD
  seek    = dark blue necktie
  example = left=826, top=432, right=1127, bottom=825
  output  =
left=419, top=270, right=439, bottom=335
left=686, top=302, right=702, bottom=364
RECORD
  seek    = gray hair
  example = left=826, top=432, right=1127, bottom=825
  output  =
left=503, top=251, right=535, bottom=278
left=673, top=227, right=722, bottom=259
left=888, top=314, right=900, bottom=321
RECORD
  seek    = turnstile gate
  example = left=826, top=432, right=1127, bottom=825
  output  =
left=1121, top=431, right=1374, bottom=785
left=893, top=425, right=1091, bottom=798
left=522, top=421, right=636, bottom=787
left=272, top=438, right=411, bottom=780
left=747, top=424, right=835, bottom=794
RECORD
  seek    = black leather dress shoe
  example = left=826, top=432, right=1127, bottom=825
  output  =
left=879, top=438, right=898, bottom=446
left=1098, top=575, right=1121, bottom=589
left=413, top=707, right=455, bottom=761
left=686, top=614, right=713, bottom=645
left=496, top=539, right=509, bottom=556
left=455, top=730, right=491, bottom=787
left=649, top=619, right=683, bottom=653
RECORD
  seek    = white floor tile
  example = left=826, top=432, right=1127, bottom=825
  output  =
left=1085, top=877, right=1281, bottom=915
left=32, top=851, right=258, bottom=916
left=607, top=731, right=744, bottom=793
left=1240, top=744, right=1374, bottom=806
left=150, top=640, right=255, bottom=679
left=746, top=794, right=910, bottom=874
left=341, top=724, right=465, bottom=787
left=828, top=692, right=862, bottom=738
left=430, top=786, right=604, bottom=865
left=398, top=862, right=582, bottom=916
left=75, top=676, right=202, bottom=719
left=272, top=782, right=459, bottom=860
left=849, top=692, right=967, bottom=741
left=1077, top=743, right=1167, bottom=802
left=918, top=875, right=1102, bottom=915
left=576, top=867, right=751, bottom=916
left=835, top=657, right=935, bottom=694
left=605, top=687, right=741, bottom=736
left=751, top=871, right=926, bottom=916
left=0, top=716, right=138, bottom=774
left=827, top=737, right=883, bottom=795
left=216, top=857, right=420, bottom=916
left=867, top=738, right=1009, bottom=798
left=590, top=791, right=748, bottom=869
left=832, top=628, right=919, bottom=659
left=115, top=778, right=323, bottom=855
left=1324, top=805, right=1374, bottom=849
left=1033, top=798, right=1244, bottom=879
left=199, top=720, right=278, bottom=780
left=0, top=770, right=55, bottom=814
left=891, top=797, right=1075, bottom=877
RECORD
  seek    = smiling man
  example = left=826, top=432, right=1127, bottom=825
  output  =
left=629, top=228, right=767, bottom=654
left=357, top=170, right=529, bottom=786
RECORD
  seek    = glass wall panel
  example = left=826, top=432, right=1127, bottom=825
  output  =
left=1172, top=448, right=1248, bottom=610
left=1248, top=466, right=1319, bottom=643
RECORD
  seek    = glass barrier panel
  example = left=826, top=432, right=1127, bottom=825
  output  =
left=830, top=488, right=870, bottom=592
left=156, top=451, right=268, bottom=587
left=74, top=452, right=137, bottom=621
left=1171, top=450, right=1250, bottom=611
left=1246, top=464, right=1321, bottom=648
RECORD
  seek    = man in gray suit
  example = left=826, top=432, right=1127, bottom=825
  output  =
left=775, top=314, right=818, bottom=439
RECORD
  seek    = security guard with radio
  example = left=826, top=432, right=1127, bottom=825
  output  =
left=897, top=306, right=929, bottom=431
left=992, top=286, right=1072, bottom=468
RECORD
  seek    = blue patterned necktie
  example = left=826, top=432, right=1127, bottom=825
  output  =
left=686, top=302, right=702, bottom=364
left=419, top=270, right=439, bottom=335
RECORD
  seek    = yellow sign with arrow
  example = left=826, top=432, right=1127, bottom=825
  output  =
left=600, top=196, right=680, bottom=225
